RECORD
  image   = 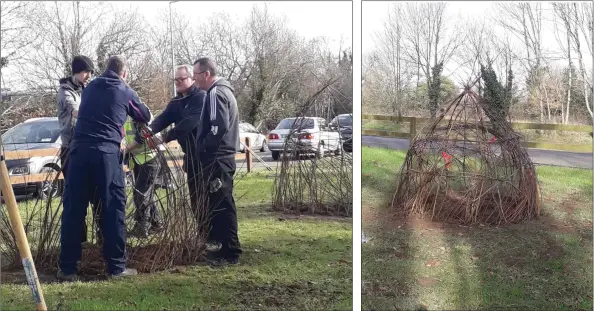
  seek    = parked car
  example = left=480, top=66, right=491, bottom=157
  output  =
left=239, top=122, right=268, bottom=153
left=267, top=117, right=341, bottom=161
left=1, top=117, right=172, bottom=200
left=330, top=113, right=352, bottom=152
left=1, top=117, right=63, bottom=199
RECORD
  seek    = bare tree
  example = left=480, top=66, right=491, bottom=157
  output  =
left=401, top=2, right=463, bottom=117
left=494, top=2, right=546, bottom=123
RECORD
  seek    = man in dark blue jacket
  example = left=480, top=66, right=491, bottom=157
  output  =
left=193, top=57, right=242, bottom=266
left=58, top=55, right=151, bottom=281
left=149, top=64, right=205, bottom=222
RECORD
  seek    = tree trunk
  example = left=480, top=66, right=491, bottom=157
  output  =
left=565, top=65, right=572, bottom=125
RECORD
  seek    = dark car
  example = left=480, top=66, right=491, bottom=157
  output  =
left=330, top=114, right=353, bottom=152
left=2, top=117, right=63, bottom=199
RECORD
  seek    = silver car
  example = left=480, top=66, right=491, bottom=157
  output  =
left=267, top=117, right=342, bottom=161
left=2, top=117, right=63, bottom=199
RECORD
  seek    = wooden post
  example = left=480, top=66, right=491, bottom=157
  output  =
left=0, top=136, right=47, bottom=311
left=245, top=137, right=252, bottom=173
left=409, top=117, right=417, bottom=139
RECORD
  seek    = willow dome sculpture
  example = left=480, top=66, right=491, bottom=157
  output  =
left=393, top=85, right=540, bottom=225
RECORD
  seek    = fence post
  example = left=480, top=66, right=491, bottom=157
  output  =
left=245, top=137, right=252, bottom=173
left=409, top=117, right=417, bottom=139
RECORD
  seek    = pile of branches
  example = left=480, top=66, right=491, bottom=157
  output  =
left=393, top=85, right=540, bottom=225
left=0, top=141, right=211, bottom=277
left=272, top=80, right=353, bottom=217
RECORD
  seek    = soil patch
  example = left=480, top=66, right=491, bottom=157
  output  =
left=416, top=277, right=437, bottom=287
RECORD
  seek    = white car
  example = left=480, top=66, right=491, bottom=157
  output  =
left=239, top=122, right=267, bottom=153
left=267, top=117, right=341, bottom=161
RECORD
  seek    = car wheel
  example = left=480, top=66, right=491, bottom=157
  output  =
left=272, top=151, right=280, bottom=161
left=260, top=141, right=268, bottom=152
left=36, top=166, right=62, bottom=200
left=334, top=144, right=342, bottom=156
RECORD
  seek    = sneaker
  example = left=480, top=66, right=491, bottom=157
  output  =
left=205, top=256, right=240, bottom=267
left=203, top=250, right=240, bottom=267
left=57, top=270, right=82, bottom=282
left=206, top=241, right=221, bottom=252
left=107, top=268, right=138, bottom=279
left=129, top=222, right=150, bottom=238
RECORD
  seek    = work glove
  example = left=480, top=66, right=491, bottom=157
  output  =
left=209, top=178, right=223, bottom=193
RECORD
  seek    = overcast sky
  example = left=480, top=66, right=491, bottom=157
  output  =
left=119, top=0, right=352, bottom=51
left=1, top=1, right=352, bottom=90
left=362, top=1, right=593, bottom=84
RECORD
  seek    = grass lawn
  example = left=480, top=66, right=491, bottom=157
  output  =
left=362, top=146, right=593, bottom=310
left=1, top=171, right=352, bottom=310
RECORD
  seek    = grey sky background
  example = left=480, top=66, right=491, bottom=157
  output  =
left=363, top=1, right=593, bottom=86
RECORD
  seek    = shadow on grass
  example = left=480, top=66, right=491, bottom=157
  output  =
left=439, top=209, right=592, bottom=310
left=362, top=147, right=593, bottom=310
left=2, top=232, right=352, bottom=310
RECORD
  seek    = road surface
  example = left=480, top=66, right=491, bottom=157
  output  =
left=236, top=151, right=278, bottom=171
left=362, top=135, right=593, bottom=169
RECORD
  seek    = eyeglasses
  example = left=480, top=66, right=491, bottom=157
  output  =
left=193, top=70, right=208, bottom=77
left=174, top=76, right=191, bottom=83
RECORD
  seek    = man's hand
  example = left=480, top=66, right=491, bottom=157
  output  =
left=126, top=141, right=140, bottom=154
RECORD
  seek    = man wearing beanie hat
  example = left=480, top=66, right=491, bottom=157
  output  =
left=57, top=55, right=98, bottom=244
left=58, top=55, right=95, bottom=176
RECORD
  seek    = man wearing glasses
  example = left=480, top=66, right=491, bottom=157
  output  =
left=149, top=64, right=205, bottom=226
left=193, top=57, right=242, bottom=266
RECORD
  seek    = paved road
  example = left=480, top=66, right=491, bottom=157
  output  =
left=236, top=151, right=278, bottom=171
left=363, top=135, right=593, bottom=169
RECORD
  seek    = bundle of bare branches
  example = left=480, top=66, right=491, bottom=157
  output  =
left=0, top=139, right=210, bottom=277
left=393, top=85, right=540, bottom=225
left=272, top=79, right=353, bottom=217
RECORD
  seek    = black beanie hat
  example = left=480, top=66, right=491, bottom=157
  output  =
left=72, top=55, right=95, bottom=74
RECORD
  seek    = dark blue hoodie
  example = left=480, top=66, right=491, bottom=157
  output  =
left=72, top=70, right=151, bottom=153
left=150, top=85, right=205, bottom=157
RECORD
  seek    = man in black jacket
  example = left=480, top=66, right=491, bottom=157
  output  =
left=149, top=64, right=205, bottom=220
left=193, top=57, right=242, bottom=266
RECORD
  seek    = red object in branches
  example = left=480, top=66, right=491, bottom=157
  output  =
left=441, top=151, right=452, bottom=169
left=489, top=136, right=497, bottom=144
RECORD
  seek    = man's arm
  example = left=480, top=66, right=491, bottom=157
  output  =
left=149, top=102, right=174, bottom=135
left=201, top=92, right=230, bottom=152
left=162, top=92, right=204, bottom=143
left=126, top=89, right=151, bottom=123
left=62, top=91, right=80, bottom=119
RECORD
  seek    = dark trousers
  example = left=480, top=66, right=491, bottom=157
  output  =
left=132, top=158, right=162, bottom=225
left=200, top=155, right=242, bottom=259
left=60, top=146, right=127, bottom=275
left=184, top=154, right=201, bottom=220
left=60, top=146, right=101, bottom=243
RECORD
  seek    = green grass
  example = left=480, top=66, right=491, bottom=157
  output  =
left=362, top=146, right=593, bottom=310
left=362, top=120, right=407, bottom=133
left=2, top=172, right=352, bottom=310
left=519, top=129, right=592, bottom=145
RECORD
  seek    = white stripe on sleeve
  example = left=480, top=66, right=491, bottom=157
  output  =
left=210, top=86, right=217, bottom=121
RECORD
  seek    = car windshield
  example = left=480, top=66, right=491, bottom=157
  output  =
left=335, top=115, right=352, bottom=126
left=2, top=121, right=61, bottom=144
left=275, top=118, right=315, bottom=130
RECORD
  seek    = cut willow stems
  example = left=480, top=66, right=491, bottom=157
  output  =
left=393, top=85, right=541, bottom=225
